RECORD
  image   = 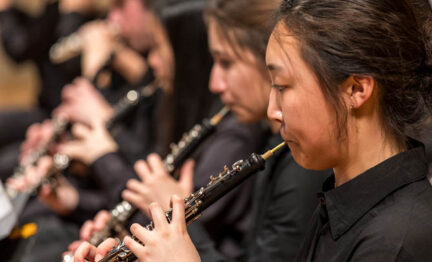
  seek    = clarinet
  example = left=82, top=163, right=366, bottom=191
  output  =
left=5, top=118, right=69, bottom=199
left=105, top=82, right=159, bottom=130
left=98, top=142, right=286, bottom=262
left=49, top=22, right=120, bottom=64
left=49, top=32, right=82, bottom=64
left=61, top=107, right=229, bottom=262
left=5, top=81, right=158, bottom=201
left=87, top=106, right=229, bottom=246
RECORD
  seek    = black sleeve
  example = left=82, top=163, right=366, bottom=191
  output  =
left=191, top=115, right=265, bottom=256
left=247, top=151, right=330, bottom=262
left=0, top=3, right=59, bottom=62
left=109, top=72, right=158, bottom=164
left=90, top=152, right=139, bottom=208
left=66, top=187, right=109, bottom=224
left=188, top=223, right=230, bottom=262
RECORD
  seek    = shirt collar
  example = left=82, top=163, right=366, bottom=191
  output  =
left=321, top=139, right=428, bottom=240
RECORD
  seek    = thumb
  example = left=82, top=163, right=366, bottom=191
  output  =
left=72, top=123, right=91, bottom=140
left=179, top=159, right=195, bottom=196
left=57, top=142, right=84, bottom=160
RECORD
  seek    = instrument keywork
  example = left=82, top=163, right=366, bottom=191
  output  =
left=98, top=142, right=286, bottom=262
left=89, top=106, right=229, bottom=245
left=6, top=80, right=158, bottom=199
left=5, top=118, right=69, bottom=200
left=61, top=107, right=229, bottom=262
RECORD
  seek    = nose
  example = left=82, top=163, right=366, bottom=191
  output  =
left=267, top=88, right=283, bottom=123
left=209, top=65, right=227, bottom=95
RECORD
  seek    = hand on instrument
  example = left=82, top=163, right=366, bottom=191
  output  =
left=56, top=122, right=118, bottom=165
left=38, top=175, right=79, bottom=216
left=79, top=20, right=119, bottom=79
left=54, top=78, right=114, bottom=127
left=80, top=210, right=112, bottom=242
left=20, top=120, right=55, bottom=164
left=62, top=210, right=112, bottom=259
left=7, top=156, right=53, bottom=193
left=123, top=195, right=200, bottom=262
left=73, top=238, right=117, bottom=262
left=122, top=154, right=194, bottom=216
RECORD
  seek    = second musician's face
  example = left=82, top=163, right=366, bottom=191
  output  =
left=208, top=20, right=270, bottom=123
left=266, top=23, right=341, bottom=170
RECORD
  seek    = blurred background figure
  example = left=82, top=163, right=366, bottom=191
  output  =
left=0, top=0, right=107, bottom=181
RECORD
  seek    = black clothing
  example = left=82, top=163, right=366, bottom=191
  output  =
left=190, top=117, right=265, bottom=257
left=245, top=135, right=330, bottom=262
left=296, top=140, right=432, bottom=262
left=108, top=72, right=159, bottom=164
left=187, top=133, right=331, bottom=262
left=0, top=5, right=91, bottom=151
left=0, top=214, right=80, bottom=262
left=92, top=114, right=264, bottom=257
left=0, top=4, right=89, bottom=111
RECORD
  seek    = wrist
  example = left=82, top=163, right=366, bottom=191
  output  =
left=87, top=140, right=118, bottom=165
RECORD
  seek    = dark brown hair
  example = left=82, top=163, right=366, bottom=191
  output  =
left=275, top=0, right=432, bottom=146
left=204, top=0, right=281, bottom=67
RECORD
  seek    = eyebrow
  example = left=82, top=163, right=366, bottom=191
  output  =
left=266, top=63, right=281, bottom=72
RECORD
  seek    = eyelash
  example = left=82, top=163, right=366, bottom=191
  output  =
left=219, top=59, right=232, bottom=69
left=272, top=84, right=289, bottom=92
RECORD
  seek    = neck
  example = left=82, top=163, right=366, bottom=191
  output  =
left=333, top=120, right=404, bottom=187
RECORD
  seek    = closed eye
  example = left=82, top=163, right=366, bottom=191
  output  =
left=272, top=84, right=289, bottom=92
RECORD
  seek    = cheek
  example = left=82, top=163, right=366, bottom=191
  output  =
left=281, top=91, right=338, bottom=170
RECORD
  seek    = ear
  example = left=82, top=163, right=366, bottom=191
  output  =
left=341, top=75, right=375, bottom=109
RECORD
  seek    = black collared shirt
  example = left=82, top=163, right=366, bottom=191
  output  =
left=296, top=141, right=432, bottom=262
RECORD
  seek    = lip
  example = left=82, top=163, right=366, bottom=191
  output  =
left=279, top=126, right=296, bottom=144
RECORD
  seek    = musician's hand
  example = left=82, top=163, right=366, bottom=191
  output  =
left=64, top=240, right=83, bottom=257
left=79, top=20, right=119, bottom=79
left=20, top=120, right=55, bottom=163
left=39, top=176, right=79, bottom=216
left=62, top=210, right=112, bottom=260
left=73, top=238, right=117, bottom=262
left=54, top=78, right=113, bottom=127
left=80, top=210, right=111, bottom=241
left=124, top=195, right=201, bottom=262
left=56, top=122, right=118, bottom=165
left=122, top=154, right=194, bottom=216
left=6, top=156, right=53, bottom=192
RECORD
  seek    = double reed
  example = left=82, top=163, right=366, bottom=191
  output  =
left=99, top=142, right=287, bottom=262
left=61, top=107, right=229, bottom=262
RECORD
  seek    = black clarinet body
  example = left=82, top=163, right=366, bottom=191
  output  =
left=87, top=107, right=228, bottom=246
left=6, top=80, right=157, bottom=202
left=98, top=143, right=285, bottom=262
left=61, top=107, right=229, bottom=262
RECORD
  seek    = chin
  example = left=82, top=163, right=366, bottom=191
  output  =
left=232, top=110, right=257, bottom=124
left=288, top=144, right=328, bottom=171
